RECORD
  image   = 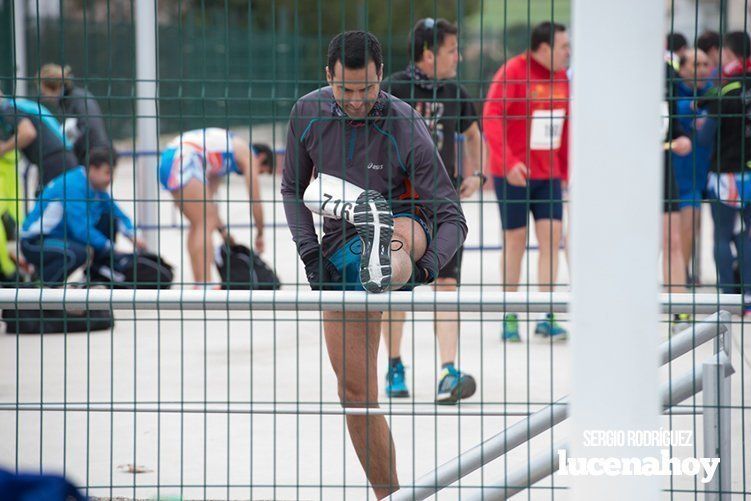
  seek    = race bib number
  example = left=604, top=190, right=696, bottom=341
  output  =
left=303, top=173, right=365, bottom=225
left=529, top=108, right=565, bottom=150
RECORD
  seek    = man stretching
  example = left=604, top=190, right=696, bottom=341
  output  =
left=281, top=31, right=467, bottom=498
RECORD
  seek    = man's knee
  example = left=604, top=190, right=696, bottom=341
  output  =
left=393, top=218, right=427, bottom=260
left=504, top=227, right=527, bottom=247
left=338, top=378, right=378, bottom=408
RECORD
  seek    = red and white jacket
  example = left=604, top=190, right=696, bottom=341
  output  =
left=483, top=52, right=570, bottom=181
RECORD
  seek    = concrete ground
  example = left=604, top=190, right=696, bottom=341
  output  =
left=1, top=150, right=750, bottom=500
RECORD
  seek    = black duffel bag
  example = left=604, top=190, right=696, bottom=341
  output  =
left=3, top=307, right=114, bottom=334
left=215, top=243, right=281, bottom=290
left=88, top=251, right=173, bottom=289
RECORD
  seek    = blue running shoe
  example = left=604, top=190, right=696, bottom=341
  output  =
left=502, top=313, right=521, bottom=342
left=385, top=360, right=409, bottom=398
left=534, top=313, right=568, bottom=340
left=436, top=365, right=477, bottom=404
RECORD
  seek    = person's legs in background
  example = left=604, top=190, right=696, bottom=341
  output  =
left=679, top=202, right=701, bottom=286
left=381, top=310, right=408, bottom=397
left=663, top=210, right=687, bottom=294
left=675, top=159, right=703, bottom=286
left=171, top=179, right=222, bottom=286
left=738, top=204, right=751, bottom=313
left=494, top=177, right=528, bottom=342
left=20, top=237, right=88, bottom=286
left=663, top=164, right=689, bottom=331
left=664, top=209, right=689, bottom=331
left=710, top=199, right=737, bottom=294
left=381, top=243, right=475, bottom=404
left=433, top=270, right=476, bottom=404
left=531, top=179, right=567, bottom=339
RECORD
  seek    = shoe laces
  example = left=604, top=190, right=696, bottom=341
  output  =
left=388, top=362, right=406, bottom=380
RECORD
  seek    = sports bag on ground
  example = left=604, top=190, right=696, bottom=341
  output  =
left=89, top=251, right=173, bottom=289
left=3, top=307, right=114, bottom=334
left=215, top=243, right=281, bottom=290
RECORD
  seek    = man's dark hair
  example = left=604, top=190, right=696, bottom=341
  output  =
left=252, top=143, right=275, bottom=173
left=666, top=32, right=688, bottom=53
left=409, top=18, right=458, bottom=62
left=697, top=30, right=721, bottom=53
left=327, top=31, right=383, bottom=74
left=724, top=31, right=751, bottom=60
left=530, top=22, right=566, bottom=52
left=87, top=147, right=118, bottom=168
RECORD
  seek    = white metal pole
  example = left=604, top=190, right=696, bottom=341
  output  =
left=13, top=0, right=27, bottom=97
left=570, top=0, right=663, bottom=499
left=135, top=0, right=159, bottom=250
left=0, top=289, right=742, bottom=313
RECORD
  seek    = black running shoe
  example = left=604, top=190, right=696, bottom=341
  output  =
left=354, top=190, right=393, bottom=293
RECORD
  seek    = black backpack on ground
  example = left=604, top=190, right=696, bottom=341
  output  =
left=215, top=243, right=281, bottom=290
left=88, top=251, right=173, bottom=289
left=3, top=307, right=114, bottom=334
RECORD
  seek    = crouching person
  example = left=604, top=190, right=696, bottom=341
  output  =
left=20, top=148, right=145, bottom=286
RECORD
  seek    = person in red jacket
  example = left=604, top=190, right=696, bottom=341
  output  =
left=483, top=21, right=570, bottom=342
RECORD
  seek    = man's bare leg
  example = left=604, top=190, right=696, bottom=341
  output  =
left=533, top=218, right=567, bottom=337
left=679, top=206, right=700, bottom=283
left=324, top=310, right=398, bottom=499
left=381, top=310, right=408, bottom=397
left=433, top=277, right=458, bottom=365
left=535, top=219, right=562, bottom=294
left=501, top=227, right=527, bottom=292
left=663, top=212, right=687, bottom=293
left=433, top=275, right=477, bottom=402
left=381, top=311, right=406, bottom=359
left=323, top=217, right=427, bottom=498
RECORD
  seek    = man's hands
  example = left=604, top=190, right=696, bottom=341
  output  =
left=459, top=175, right=483, bottom=199
left=131, top=236, right=148, bottom=251
left=411, top=254, right=438, bottom=287
left=506, top=162, right=528, bottom=187
left=670, top=136, right=692, bottom=156
left=301, top=248, right=343, bottom=290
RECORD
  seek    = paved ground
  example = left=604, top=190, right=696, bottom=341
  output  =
left=1, top=145, right=749, bottom=499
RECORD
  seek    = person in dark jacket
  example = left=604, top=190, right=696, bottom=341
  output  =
left=699, top=31, right=751, bottom=313
left=380, top=17, right=481, bottom=403
left=38, top=64, right=113, bottom=166
left=281, top=31, right=466, bottom=499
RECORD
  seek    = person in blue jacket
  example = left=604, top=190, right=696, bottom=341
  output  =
left=20, top=148, right=145, bottom=285
left=0, top=93, right=77, bottom=187
left=672, top=49, right=713, bottom=285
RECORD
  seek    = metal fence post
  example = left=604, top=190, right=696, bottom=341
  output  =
left=703, top=312, right=732, bottom=500
left=135, top=0, right=160, bottom=250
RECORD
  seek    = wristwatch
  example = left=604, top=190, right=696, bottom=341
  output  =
left=473, top=170, right=488, bottom=184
